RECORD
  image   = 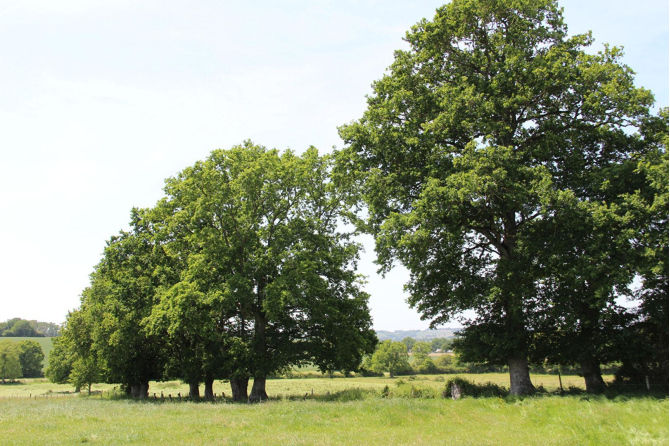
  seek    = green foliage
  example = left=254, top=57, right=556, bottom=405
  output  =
left=337, top=0, right=657, bottom=394
left=615, top=108, right=669, bottom=388
left=46, top=337, right=75, bottom=384
left=444, top=377, right=507, bottom=399
left=60, top=142, right=376, bottom=400
left=144, top=142, right=376, bottom=398
left=0, top=341, right=22, bottom=382
left=430, top=338, right=452, bottom=352
left=411, top=341, right=438, bottom=374
left=401, top=337, right=415, bottom=352
left=69, top=356, right=102, bottom=394
left=0, top=319, right=39, bottom=337
left=370, top=340, right=411, bottom=377
left=412, top=342, right=431, bottom=358
left=17, top=340, right=44, bottom=378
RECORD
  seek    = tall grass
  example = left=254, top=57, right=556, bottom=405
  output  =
left=0, top=393, right=666, bottom=445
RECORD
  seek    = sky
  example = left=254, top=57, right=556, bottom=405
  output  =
left=0, top=0, right=667, bottom=331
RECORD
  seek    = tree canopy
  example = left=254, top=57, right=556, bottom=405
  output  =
left=55, top=142, right=377, bottom=400
left=0, top=341, right=22, bottom=383
left=338, top=0, right=661, bottom=394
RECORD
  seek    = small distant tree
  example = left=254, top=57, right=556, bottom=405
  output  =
left=32, top=322, right=60, bottom=337
left=371, top=340, right=410, bottom=378
left=412, top=341, right=437, bottom=374
left=0, top=341, right=22, bottom=383
left=69, top=356, right=102, bottom=395
left=17, top=340, right=44, bottom=378
left=401, top=337, right=416, bottom=352
left=431, top=338, right=453, bottom=352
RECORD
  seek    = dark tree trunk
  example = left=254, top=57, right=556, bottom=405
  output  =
left=87, top=383, right=92, bottom=395
left=139, top=381, right=149, bottom=399
left=508, top=356, right=535, bottom=395
left=581, top=359, right=606, bottom=394
left=204, top=378, right=214, bottom=399
left=249, top=303, right=269, bottom=402
left=130, top=384, right=141, bottom=398
left=189, top=381, right=200, bottom=399
left=249, top=376, right=268, bottom=401
left=230, top=377, right=249, bottom=402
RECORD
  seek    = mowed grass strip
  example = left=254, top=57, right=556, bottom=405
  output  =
left=0, top=394, right=667, bottom=445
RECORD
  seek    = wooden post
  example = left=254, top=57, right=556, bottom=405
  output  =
left=557, top=368, right=564, bottom=394
left=645, top=375, right=650, bottom=391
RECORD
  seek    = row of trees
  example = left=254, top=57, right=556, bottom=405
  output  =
left=49, top=146, right=377, bottom=400
left=401, top=337, right=453, bottom=353
left=337, top=0, right=668, bottom=394
left=0, top=340, right=45, bottom=382
left=365, top=340, right=444, bottom=377
left=52, top=0, right=666, bottom=397
left=0, top=318, right=60, bottom=337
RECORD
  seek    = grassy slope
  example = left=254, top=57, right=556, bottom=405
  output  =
left=2, top=337, right=54, bottom=369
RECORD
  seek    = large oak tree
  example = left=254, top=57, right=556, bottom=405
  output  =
left=151, top=142, right=377, bottom=400
left=338, top=0, right=654, bottom=394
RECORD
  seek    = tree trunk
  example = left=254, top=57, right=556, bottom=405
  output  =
left=249, top=302, right=269, bottom=402
left=138, top=382, right=149, bottom=399
left=249, top=376, right=268, bottom=402
left=508, top=356, right=535, bottom=395
left=189, top=381, right=200, bottom=399
left=204, top=377, right=214, bottom=399
left=230, top=377, right=249, bottom=402
left=88, top=383, right=92, bottom=395
left=581, top=359, right=606, bottom=394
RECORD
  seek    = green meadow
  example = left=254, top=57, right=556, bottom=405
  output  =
left=1, top=374, right=667, bottom=445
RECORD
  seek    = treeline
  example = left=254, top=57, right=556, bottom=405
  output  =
left=47, top=146, right=377, bottom=400
left=362, top=339, right=622, bottom=378
left=50, top=0, right=668, bottom=398
left=0, top=318, right=60, bottom=337
left=0, top=340, right=45, bottom=382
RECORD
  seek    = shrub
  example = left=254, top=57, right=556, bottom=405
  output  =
left=443, top=377, right=507, bottom=399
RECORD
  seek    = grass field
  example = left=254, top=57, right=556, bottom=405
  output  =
left=0, top=373, right=611, bottom=399
left=2, top=337, right=55, bottom=370
left=0, top=374, right=667, bottom=445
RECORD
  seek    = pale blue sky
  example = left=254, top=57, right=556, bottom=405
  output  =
left=0, top=1, right=667, bottom=330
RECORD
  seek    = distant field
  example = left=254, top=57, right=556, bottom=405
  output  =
left=0, top=373, right=617, bottom=399
left=2, top=337, right=54, bottom=370
left=0, top=374, right=666, bottom=445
